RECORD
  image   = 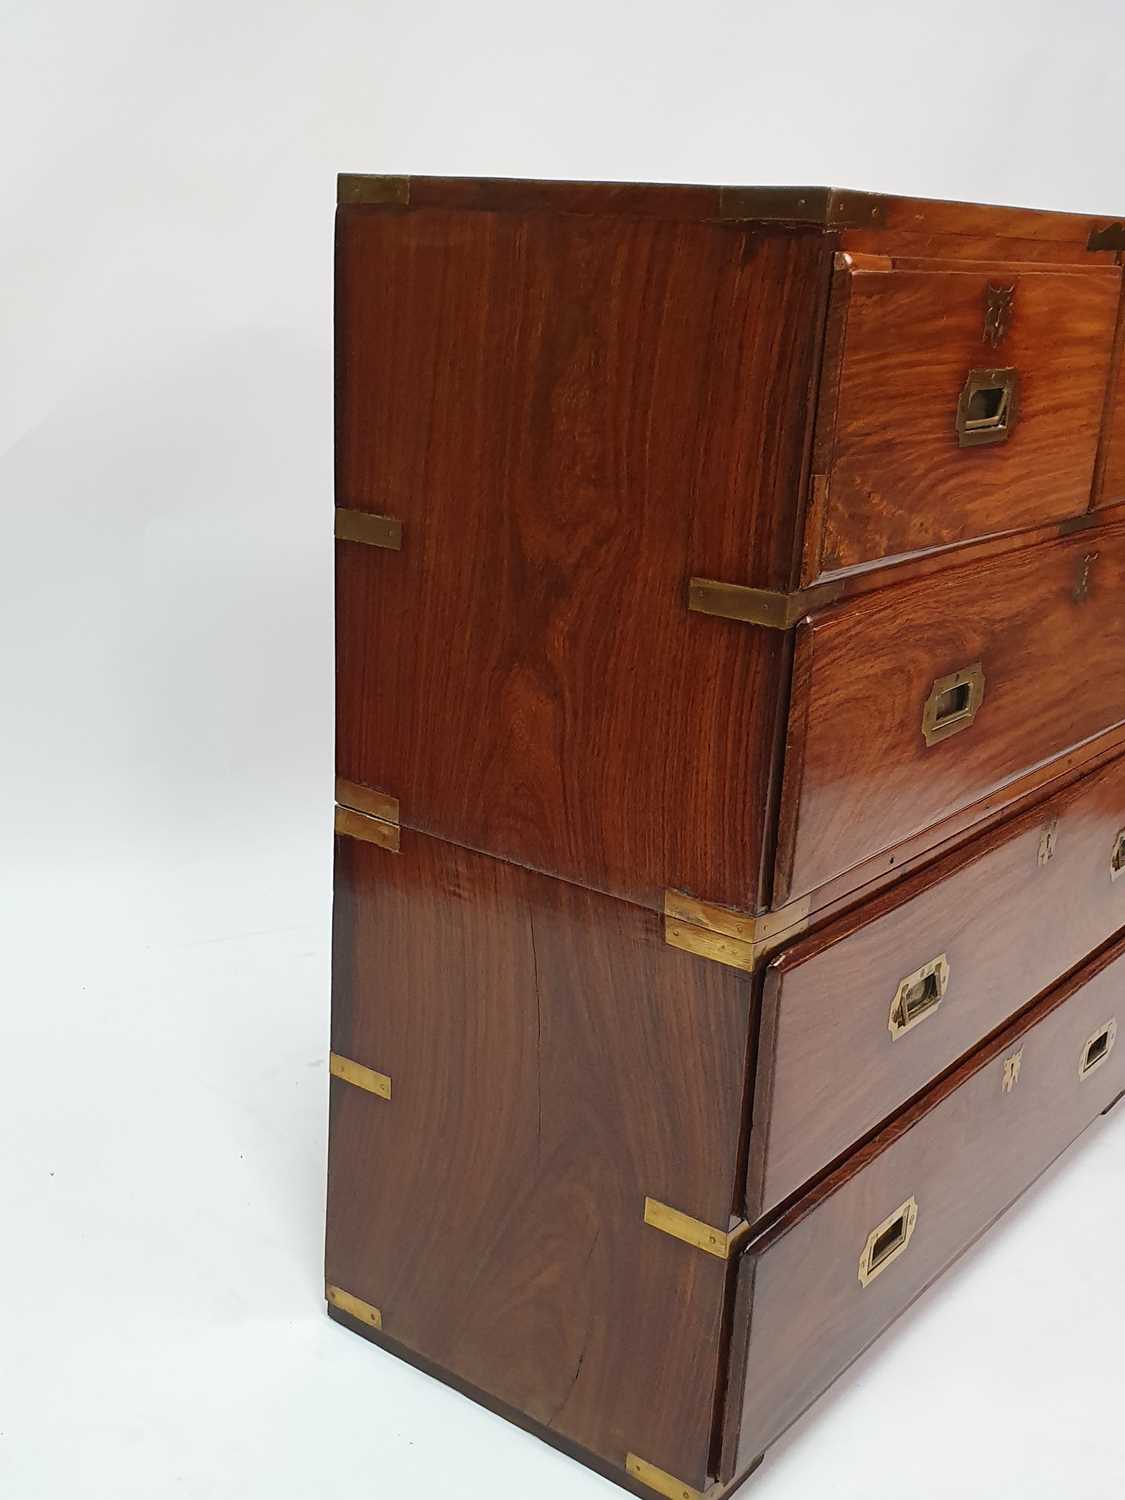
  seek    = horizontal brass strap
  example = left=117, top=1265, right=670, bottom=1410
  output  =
left=687, top=576, right=842, bottom=629
left=625, top=1453, right=711, bottom=1500
left=334, top=507, right=403, bottom=550
left=337, top=174, right=410, bottom=206
left=334, top=805, right=400, bottom=852
left=326, top=1283, right=382, bottom=1329
left=329, top=1053, right=392, bottom=1100
left=643, top=1197, right=747, bottom=1260
left=663, top=890, right=810, bottom=971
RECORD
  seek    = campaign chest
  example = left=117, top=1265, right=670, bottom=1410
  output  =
left=326, top=175, right=1125, bottom=1498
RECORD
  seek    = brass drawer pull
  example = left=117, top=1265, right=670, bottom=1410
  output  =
left=859, top=1196, right=918, bottom=1287
left=889, top=954, right=950, bottom=1040
left=1079, top=1019, right=1118, bottom=1080
left=956, top=366, right=1019, bottom=447
left=922, top=662, right=985, bottom=746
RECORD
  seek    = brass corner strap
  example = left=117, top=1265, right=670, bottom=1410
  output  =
left=626, top=1453, right=717, bottom=1500
left=335, top=507, right=403, bottom=551
left=330, top=1052, right=392, bottom=1100
left=337, top=173, right=410, bottom=207
left=335, top=778, right=401, bottom=852
left=326, top=1283, right=383, bottom=1330
left=643, top=1197, right=748, bottom=1261
left=717, top=185, right=887, bottom=229
left=663, top=890, right=810, bottom=972
left=687, top=577, right=842, bottom=630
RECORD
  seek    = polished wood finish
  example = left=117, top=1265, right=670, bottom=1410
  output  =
left=723, top=933, right=1125, bottom=1480
left=750, top=749, right=1125, bottom=1219
left=777, top=524, right=1125, bottom=904
left=325, top=827, right=752, bottom=1490
left=806, top=256, right=1119, bottom=579
left=335, top=203, right=832, bottom=914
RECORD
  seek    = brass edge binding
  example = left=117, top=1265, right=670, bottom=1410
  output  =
left=334, top=803, right=401, bottom=853
left=329, top=1052, right=392, bottom=1100
left=326, top=1283, right=383, bottom=1329
left=687, top=577, right=843, bottom=629
left=336, top=777, right=400, bottom=824
left=337, top=173, right=410, bottom=206
left=718, top=185, right=887, bottom=228
left=642, top=1197, right=748, bottom=1260
left=625, top=1453, right=712, bottom=1500
left=334, top=507, right=403, bottom=550
left=663, top=890, right=811, bottom=971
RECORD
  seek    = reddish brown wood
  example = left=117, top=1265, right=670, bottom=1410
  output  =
left=1093, top=260, right=1125, bottom=507
left=749, top=749, right=1125, bottom=1220
left=807, top=258, right=1120, bottom=580
left=335, top=204, right=831, bottom=916
left=325, top=827, right=754, bottom=1491
left=722, top=933, right=1125, bottom=1479
left=776, top=525, right=1125, bottom=905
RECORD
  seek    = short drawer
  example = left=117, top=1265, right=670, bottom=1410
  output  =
left=751, top=750, right=1125, bottom=1220
left=775, top=525, right=1125, bottom=905
left=722, top=933, right=1125, bottom=1480
left=804, top=254, right=1120, bottom=581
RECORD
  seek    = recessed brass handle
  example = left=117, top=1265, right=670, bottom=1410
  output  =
left=922, top=662, right=985, bottom=746
left=1079, top=1019, right=1118, bottom=1080
left=889, top=954, right=950, bottom=1040
left=956, top=366, right=1019, bottom=447
left=859, top=1196, right=918, bottom=1287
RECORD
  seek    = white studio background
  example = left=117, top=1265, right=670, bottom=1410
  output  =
left=2, top=3, right=1123, bottom=1496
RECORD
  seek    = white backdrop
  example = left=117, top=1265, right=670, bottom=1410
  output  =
left=2, top=3, right=1124, bottom=1496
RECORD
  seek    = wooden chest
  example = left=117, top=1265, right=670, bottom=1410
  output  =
left=327, top=175, right=1125, bottom=1497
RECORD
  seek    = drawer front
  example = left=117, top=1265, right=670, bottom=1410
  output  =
left=723, top=936, right=1125, bottom=1477
left=751, top=751, right=1125, bottom=1220
left=776, top=525, right=1125, bottom=905
left=805, top=256, right=1120, bottom=580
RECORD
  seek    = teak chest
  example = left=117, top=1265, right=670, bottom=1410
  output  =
left=326, top=175, right=1125, bottom=1498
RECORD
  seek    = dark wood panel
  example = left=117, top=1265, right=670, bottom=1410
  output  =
left=807, top=259, right=1119, bottom=578
left=776, top=526, right=1125, bottom=904
left=750, top=749, right=1125, bottom=1219
left=325, top=828, right=754, bottom=1490
left=335, top=206, right=829, bottom=914
left=723, top=933, right=1125, bottom=1478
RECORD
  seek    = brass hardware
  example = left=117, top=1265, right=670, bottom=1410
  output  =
left=663, top=891, right=810, bottom=971
left=326, top=1283, right=383, bottom=1329
left=717, top=186, right=887, bottom=229
left=687, top=577, right=843, bottom=630
left=337, top=173, right=410, bottom=207
left=1002, top=1049, right=1024, bottom=1094
left=956, top=367, right=1018, bottom=448
left=1088, top=222, right=1125, bottom=252
left=334, top=804, right=401, bottom=853
left=334, top=507, right=403, bottom=551
left=330, top=1052, right=392, bottom=1100
left=1079, top=1019, right=1118, bottom=1081
left=888, top=955, right=951, bottom=1040
left=643, top=1197, right=747, bottom=1260
left=1112, top=830, right=1125, bottom=881
left=625, top=1454, right=707, bottom=1500
left=922, top=662, right=985, bottom=746
left=336, top=778, right=399, bottom=824
left=1074, top=551, right=1099, bottom=604
left=1038, top=818, right=1059, bottom=866
left=859, top=1197, right=919, bottom=1287
left=983, top=283, right=1015, bottom=348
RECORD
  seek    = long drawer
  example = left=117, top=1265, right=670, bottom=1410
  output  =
left=749, top=749, right=1125, bottom=1219
left=721, top=932, right=1125, bottom=1481
left=775, top=525, right=1125, bottom=905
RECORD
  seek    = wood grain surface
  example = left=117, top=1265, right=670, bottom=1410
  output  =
left=723, top=932, right=1125, bottom=1478
left=750, top=749, right=1125, bottom=1219
left=325, top=827, right=754, bottom=1490
left=807, top=259, right=1120, bottom=578
left=776, top=525, right=1125, bottom=904
left=335, top=204, right=830, bottom=914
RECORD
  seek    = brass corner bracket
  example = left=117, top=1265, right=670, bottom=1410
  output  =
left=663, top=890, right=810, bottom=972
left=643, top=1197, right=748, bottom=1261
left=687, top=577, right=842, bottom=630
left=717, top=186, right=887, bottom=229
left=337, top=173, right=410, bottom=207
left=334, top=778, right=401, bottom=852
left=1088, top=221, right=1125, bottom=252
left=330, top=1052, right=392, bottom=1100
left=625, top=1453, right=713, bottom=1500
left=334, top=507, right=403, bottom=551
left=326, top=1283, right=383, bottom=1330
